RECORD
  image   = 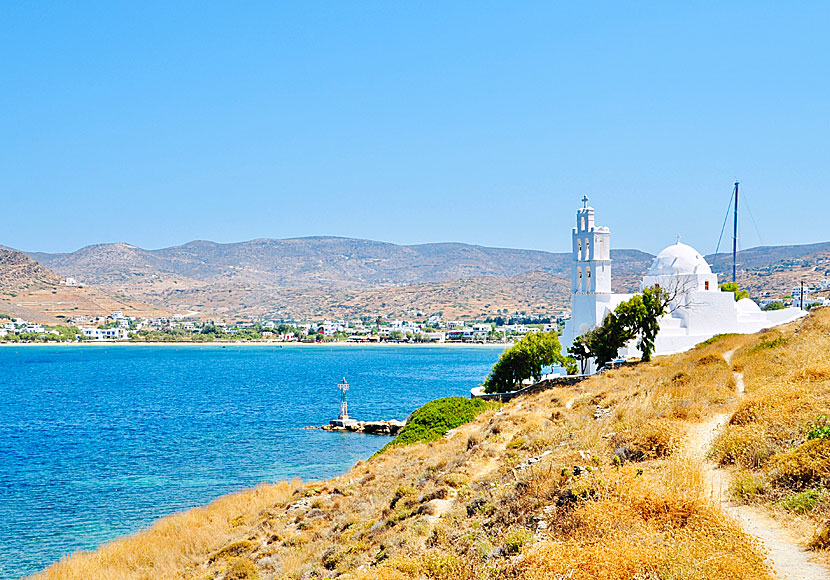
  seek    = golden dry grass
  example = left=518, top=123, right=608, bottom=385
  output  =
left=31, top=483, right=295, bottom=580
left=37, top=317, right=824, bottom=579
left=709, top=307, right=830, bottom=549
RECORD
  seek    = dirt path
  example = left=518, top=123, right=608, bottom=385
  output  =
left=689, top=349, right=829, bottom=580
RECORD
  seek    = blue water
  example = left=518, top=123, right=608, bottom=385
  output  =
left=0, top=344, right=503, bottom=579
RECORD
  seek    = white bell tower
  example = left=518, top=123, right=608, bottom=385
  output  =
left=562, top=196, right=628, bottom=373
left=572, top=196, right=611, bottom=294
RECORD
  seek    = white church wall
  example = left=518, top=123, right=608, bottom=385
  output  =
left=560, top=199, right=809, bottom=373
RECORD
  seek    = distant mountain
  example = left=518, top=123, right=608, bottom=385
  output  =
left=707, top=242, right=830, bottom=272
left=707, top=242, right=830, bottom=298
left=26, top=237, right=653, bottom=320
left=29, top=237, right=653, bottom=288
left=16, top=237, right=830, bottom=320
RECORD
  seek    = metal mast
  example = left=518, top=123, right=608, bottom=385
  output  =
left=732, top=181, right=739, bottom=284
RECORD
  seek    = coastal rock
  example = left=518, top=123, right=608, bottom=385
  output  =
left=317, top=419, right=406, bottom=435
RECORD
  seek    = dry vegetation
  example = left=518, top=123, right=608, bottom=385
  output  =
left=710, top=306, right=830, bottom=550
left=0, top=247, right=168, bottom=323
left=38, top=313, right=830, bottom=580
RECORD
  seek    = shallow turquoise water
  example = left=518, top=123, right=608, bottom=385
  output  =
left=0, top=344, right=503, bottom=579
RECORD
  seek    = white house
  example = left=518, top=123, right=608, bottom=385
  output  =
left=82, top=327, right=129, bottom=341
left=560, top=198, right=806, bottom=371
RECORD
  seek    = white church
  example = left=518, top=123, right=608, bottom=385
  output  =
left=560, top=197, right=806, bottom=369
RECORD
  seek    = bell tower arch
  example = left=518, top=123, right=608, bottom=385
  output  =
left=572, top=196, right=611, bottom=294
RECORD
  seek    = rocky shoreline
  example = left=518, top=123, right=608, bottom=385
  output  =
left=304, top=419, right=406, bottom=436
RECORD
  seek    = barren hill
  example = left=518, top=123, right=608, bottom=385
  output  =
left=707, top=242, right=830, bottom=297
left=30, top=238, right=654, bottom=288
left=17, top=237, right=830, bottom=320
left=0, top=247, right=169, bottom=323
left=28, top=238, right=654, bottom=319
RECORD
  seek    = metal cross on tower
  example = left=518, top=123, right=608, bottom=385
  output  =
left=582, top=195, right=589, bottom=208
left=337, top=377, right=350, bottom=421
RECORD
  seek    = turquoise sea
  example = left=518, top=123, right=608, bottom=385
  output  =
left=0, top=343, right=504, bottom=579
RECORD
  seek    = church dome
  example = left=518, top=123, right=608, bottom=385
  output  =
left=736, top=297, right=762, bottom=315
left=647, top=242, right=712, bottom=277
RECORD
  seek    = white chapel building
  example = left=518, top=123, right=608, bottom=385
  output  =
left=560, top=198, right=806, bottom=368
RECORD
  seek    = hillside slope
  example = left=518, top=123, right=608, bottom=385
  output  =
left=33, top=311, right=830, bottom=579
left=22, top=237, right=830, bottom=320
left=708, top=242, right=830, bottom=297
left=29, top=238, right=654, bottom=287
left=27, top=238, right=654, bottom=319
left=0, top=247, right=169, bottom=323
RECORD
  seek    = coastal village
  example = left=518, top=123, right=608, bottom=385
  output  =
left=0, top=310, right=560, bottom=344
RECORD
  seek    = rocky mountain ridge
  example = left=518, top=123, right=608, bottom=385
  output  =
left=9, top=237, right=830, bottom=321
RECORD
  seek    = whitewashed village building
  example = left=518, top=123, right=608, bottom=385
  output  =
left=560, top=198, right=806, bottom=370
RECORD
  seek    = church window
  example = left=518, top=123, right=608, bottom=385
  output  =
left=581, top=216, right=586, bottom=231
left=577, top=239, right=582, bottom=261
left=705, top=280, right=709, bottom=291
left=586, top=238, right=591, bottom=260
left=577, top=267, right=582, bottom=292
left=586, top=266, right=592, bottom=291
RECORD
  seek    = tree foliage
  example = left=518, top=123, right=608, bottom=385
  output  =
left=484, top=331, right=573, bottom=393
left=568, top=286, right=670, bottom=370
left=719, top=282, right=749, bottom=301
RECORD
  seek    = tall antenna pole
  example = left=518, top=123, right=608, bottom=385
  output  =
left=732, top=181, right=739, bottom=284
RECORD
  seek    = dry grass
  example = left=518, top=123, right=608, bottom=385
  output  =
left=31, top=483, right=295, bottom=580
left=708, top=307, right=830, bottom=548
left=36, top=318, right=818, bottom=579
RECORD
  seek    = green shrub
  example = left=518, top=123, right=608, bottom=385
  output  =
left=504, top=529, right=534, bottom=555
left=751, top=336, right=788, bottom=351
left=379, top=397, right=499, bottom=452
left=808, top=417, right=830, bottom=441
left=777, top=489, right=822, bottom=514
left=696, top=333, right=738, bottom=348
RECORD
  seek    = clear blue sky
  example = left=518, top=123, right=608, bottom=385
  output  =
left=2, top=2, right=828, bottom=256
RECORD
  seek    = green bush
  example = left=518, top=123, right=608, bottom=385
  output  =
left=808, top=417, right=830, bottom=441
left=752, top=336, right=788, bottom=351
left=380, top=397, right=499, bottom=452
left=777, top=489, right=822, bottom=514
left=696, top=333, right=738, bottom=348
left=720, top=282, right=750, bottom=301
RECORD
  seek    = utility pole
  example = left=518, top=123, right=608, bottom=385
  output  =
left=801, top=280, right=805, bottom=310
left=732, top=181, right=739, bottom=284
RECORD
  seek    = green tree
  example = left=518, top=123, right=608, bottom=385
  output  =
left=484, top=331, right=571, bottom=393
left=762, top=301, right=785, bottom=311
left=719, top=282, right=749, bottom=301
left=569, top=286, right=670, bottom=369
